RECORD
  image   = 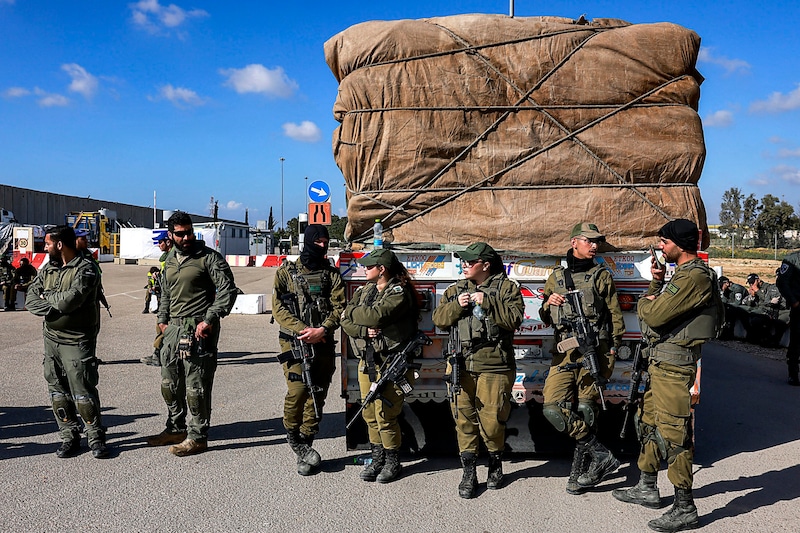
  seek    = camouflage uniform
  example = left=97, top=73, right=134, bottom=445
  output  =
left=776, top=251, right=800, bottom=384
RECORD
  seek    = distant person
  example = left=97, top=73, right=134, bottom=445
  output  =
left=6, top=257, right=38, bottom=311
left=25, top=225, right=109, bottom=458
left=1, top=256, right=17, bottom=311
left=340, top=249, right=421, bottom=483
left=538, top=223, right=624, bottom=495
left=613, top=219, right=723, bottom=533
left=272, top=224, right=345, bottom=476
left=432, top=242, right=524, bottom=499
left=776, top=251, right=800, bottom=386
left=141, top=236, right=173, bottom=367
left=742, top=273, right=787, bottom=346
left=143, top=266, right=161, bottom=314
left=718, top=276, right=746, bottom=340
left=146, top=212, right=237, bottom=457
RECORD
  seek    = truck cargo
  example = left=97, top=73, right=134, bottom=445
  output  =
left=325, top=14, right=708, bottom=453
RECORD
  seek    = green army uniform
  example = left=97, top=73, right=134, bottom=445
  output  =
left=156, top=242, right=237, bottom=443
left=720, top=282, right=746, bottom=305
left=1, top=259, right=15, bottom=310
left=719, top=281, right=747, bottom=340
left=432, top=274, right=523, bottom=454
left=743, top=280, right=787, bottom=345
left=776, top=251, right=800, bottom=384
left=273, top=260, right=345, bottom=437
left=152, top=249, right=172, bottom=354
left=341, top=279, right=419, bottom=451
left=636, top=258, right=719, bottom=490
left=26, top=254, right=105, bottom=449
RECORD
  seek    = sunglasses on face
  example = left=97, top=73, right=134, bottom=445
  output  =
left=364, top=264, right=379, bottom=270
left=460, top=259, right=483, bottom=267
left=172, top=230, right=193, bottom=238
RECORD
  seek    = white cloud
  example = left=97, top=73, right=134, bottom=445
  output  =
left=34, top=88, right=69, bottom=107
left=149, top=84, right=206, bottom=107
left=62, top=63, right=98, bottom=99
left=129, top=0, right=208, bottom=34
left=220, top=64, right=298, bottom=98
left=773, top=165, right=800, bottom=184
left=697, top=47, right=750, bottom=75
left=226, top=200, right=243, bottom=210
left=777, top=148, right=800, bottom=158
left=750, top=84, right=800, bottom=113
left=703, top=110, right=733, bottom=127
left=283, top=121, right=322, bottom=143
left=3, top=87, right=30, bottom=98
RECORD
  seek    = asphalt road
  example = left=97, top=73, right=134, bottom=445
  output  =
left=1, top=263, right=799, bottom=532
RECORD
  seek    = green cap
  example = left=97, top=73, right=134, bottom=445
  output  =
left=358, top=248, right=395, bottom=268
left=455, top=242, right=498, bottom=262
left=570, top=222, right=604, bottom=240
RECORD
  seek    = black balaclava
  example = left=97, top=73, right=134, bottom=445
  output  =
left=300, top=224, right=329, bottom=270
left=566, top=248, right=595, bottom=274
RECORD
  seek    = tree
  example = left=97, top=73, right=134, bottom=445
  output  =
left=719, top=188, right=744, bottom=236
left=754, top=194, right=799, bottom=248
left=329, top=214, right=348, bottom=242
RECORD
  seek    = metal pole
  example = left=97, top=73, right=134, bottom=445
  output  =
left=280, top=157, right=285, bottom=231
left=153, top=190, right=157, bottom=228
left=509, top=0, right=514, bottom=17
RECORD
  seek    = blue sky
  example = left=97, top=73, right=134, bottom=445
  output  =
left=1, top=0, right=798, bottom=228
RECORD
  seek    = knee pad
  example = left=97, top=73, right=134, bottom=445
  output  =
left=665, top=443, right=687, bottom=465
left=51, top=392, right=74, bottom=422
left=75, top=394, right=99, bottom=426
left=187, top=387, right=206, bottom=418
left=577, top=400, right=598, bottom=431
left=542, top=402, right=570, bottom=433
left=161, top=380, right=178, bottom=405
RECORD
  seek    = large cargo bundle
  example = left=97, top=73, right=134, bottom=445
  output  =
left=325, top=14, right=709, bottom=254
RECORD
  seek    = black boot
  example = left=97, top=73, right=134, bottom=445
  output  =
left=566, top=441, right=589, bottom=495
left=376, top=448, right=401, bottom=483
left=486, top=451, right=504, bottom=490
left=359, top=443, right=386, bottom=482
left=612, top=471, right=662, bottom=508
left=647, top=487, right=699, bottom=532
left=577, top=435, right=620, bottom=488
left=286, top=431, right=321, bottom=475
left=458, top=451, right=478, bottom=499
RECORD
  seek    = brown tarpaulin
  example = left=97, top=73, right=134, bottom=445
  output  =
left=325, top=14, right=709, bottom=254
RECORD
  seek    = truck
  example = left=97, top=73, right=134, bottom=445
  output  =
left=65, top=209, right=118, bottom=255
left=325, top=15, right=708, bottom=453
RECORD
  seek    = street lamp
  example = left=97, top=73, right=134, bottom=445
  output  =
left=280, top=157, right=285, bottom=230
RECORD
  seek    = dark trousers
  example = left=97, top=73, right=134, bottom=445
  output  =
left=788, top=307, right=800, bottom=380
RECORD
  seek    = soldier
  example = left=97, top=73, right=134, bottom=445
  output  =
left=539, top=223, right=624, bottom=495
left=1, top=256, right=15, bottom=311
left=776, top=251, right=800, bottom=386
left=146, top=212, right=237, bottom=457
left=6, top=257, right=38, bottom=310
left=272, top=224, right=345, bottom=476
left=718, top=276, right=746, bottom=340
left=142, top=236, right=173, bottom=367
left=432, top=242, right=524, bottom=499
left=25, top=225, right=109, bottom=458
left=340, top=248, right=421, bottom=484
left=613, top=218, right=722, bottom=533
left=742, top=273, right=787, bottom=346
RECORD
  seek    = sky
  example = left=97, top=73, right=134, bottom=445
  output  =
left=1, top=0, right=799, bottom=228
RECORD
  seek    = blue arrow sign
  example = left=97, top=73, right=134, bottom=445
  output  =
left=308, top=180, right=331, bottom=203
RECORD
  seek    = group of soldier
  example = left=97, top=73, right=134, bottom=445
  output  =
left=26, top=211, right=772, bottom=532
left=719, top=271, right=790, bottom=348
left=272, top=218, right=719, bottom=533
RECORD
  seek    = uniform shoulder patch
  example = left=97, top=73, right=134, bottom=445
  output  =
left=666, top=283, right=680, bottom=295
left=779, top=263, right=790, bottom=276
left=392, top=285, right=403, bottom=293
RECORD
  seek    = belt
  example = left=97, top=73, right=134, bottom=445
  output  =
left=651, top=343, right=701, bottom=365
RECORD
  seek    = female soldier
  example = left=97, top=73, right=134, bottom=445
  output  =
left=432, top=242, right=524, bottom=499
left=341, top=248, right=420, bottom=483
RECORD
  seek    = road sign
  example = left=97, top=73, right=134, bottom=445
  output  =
left=308, top=180, right=331, bottom=203
left=309, top=202, right=332, bottom=225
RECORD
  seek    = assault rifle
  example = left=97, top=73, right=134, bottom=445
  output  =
left=346, top=330, right=432, bottom=429
left=620, top=341, right=648, bottom=439
left=557, top=289, right=608, bottom=410
left=442, top=325, right=463, bottom=419
left=280, top=293, right=323, bottom=419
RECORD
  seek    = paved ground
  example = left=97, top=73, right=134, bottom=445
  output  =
left=1, top=263, right=799, bottom=532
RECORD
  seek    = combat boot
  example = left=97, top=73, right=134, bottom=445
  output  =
left=359, top=443, right=386, bottom=482
left=376, top=448, right=402, bottom=483
left=168, top=438, right=207, bottom=457
left=56, top=437, right=81, bottom=458
left=612, top=471, right=662, bottom=508
left=458, top=451, right=478, bottom=499
left=146, top=429, right=187, bottom=446
left=647, top=487, right=699, bottom=532
left=286, top=431, right=321, bottom=469
left=296, top=433, right=321, bottom=476
left=566, top=441, right=589, bottom=495
left=486, top=451, right=504, bottom=490
left=577, top=435, right=620, bottom=488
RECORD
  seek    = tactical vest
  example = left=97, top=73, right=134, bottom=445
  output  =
left=643, top=260, right=724, bottom=361
left=279, top=261, right=333, bottom=336
left=549, top=265, right=611, bottom=340
left=454, top=276, right=511, bottom=352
